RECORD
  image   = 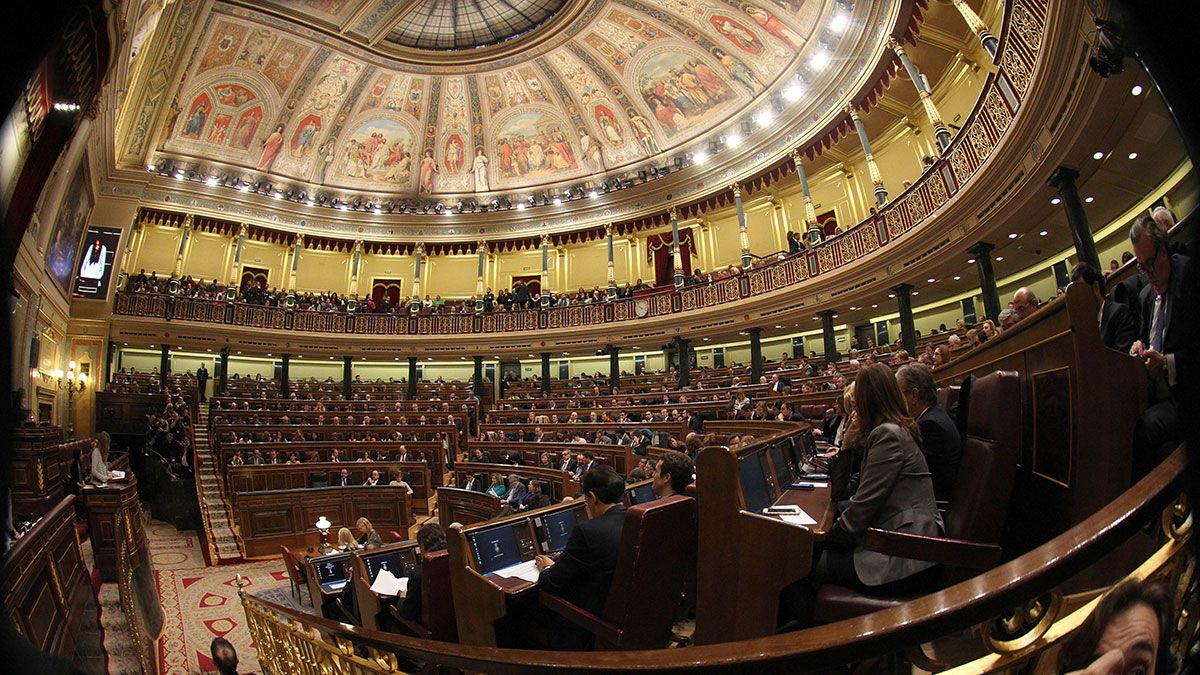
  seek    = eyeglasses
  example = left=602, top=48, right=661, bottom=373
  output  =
left=1136, top=244, right=1162, bottom=276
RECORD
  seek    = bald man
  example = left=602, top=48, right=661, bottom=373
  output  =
left=1011, top=287, right=1040, bottom=322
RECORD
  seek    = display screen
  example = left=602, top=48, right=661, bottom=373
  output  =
left=364, top=550, right=415, bottom=583
left=72, top=226, right=122, bottom=299
left=468, top=523, right=524, bottom=574
left=738, top=450, right=772, bottom=513
left=313, top=554, right=349, bottom=585
left=769, top=443, right=795, bottom=487
left=539, top=505, right=582, bottom=554
left=629, top=483, right=656, bottom=505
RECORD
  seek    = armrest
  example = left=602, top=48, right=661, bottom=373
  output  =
left=539, top=591, right=622, bottom=645
left=863, top=528, right=1001, bottom=569
left=386, top=605, right=432, bottom=639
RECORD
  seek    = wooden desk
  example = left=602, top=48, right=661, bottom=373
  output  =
left=228, top=461, right=433, bottom=513
left=350, top=542, right=422, bottom=631
left=80, top=474, right=147, bottom=582
left=237, top=486, right=413, bottom=558
left=436, top=487, right=503, bottom=529
left=451, top=462, right=579, bottom=503
left=10, top=425, right=74, bottom=520
left=467, top=441, right=636, bottom=477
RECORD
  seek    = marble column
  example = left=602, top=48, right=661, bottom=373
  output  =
left=849, top=107, right=888, bottom=206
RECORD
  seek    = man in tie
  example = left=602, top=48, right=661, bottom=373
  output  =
left=1128, top=216, right=1192, bottom=477
left=336, top=468, right=353, bottom=487
left=1070, top=262, right=1138, bottom=354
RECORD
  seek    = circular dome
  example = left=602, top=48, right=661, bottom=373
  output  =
left=386, top=0, right=569, bottom=51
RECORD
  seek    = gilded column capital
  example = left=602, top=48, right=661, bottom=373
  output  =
left=729, top=184, right=742, bottom=199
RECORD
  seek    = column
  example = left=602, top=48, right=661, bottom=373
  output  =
left=890, top=37, right=952, bottom=152
left=159, top=343, right=170, bottom=392
left=540, top=352, right=551, bottom=397
left=280, top=353, right=291, bottom=398
left=228, top=223, right=247, bottom=289
left=286, top=234, right=303, bottom=293
left=104, top=340, right=116, bottom=388
left=670, top=208, right=685, bottom=287
left=341, top=356, right=352, bottom=399
left=732, top=184, right=752, bottom=268
left=748, top=327, right=763, bottom=384
left=540, top=235, right=552, bottom=306
left=475, top=241, right=487, bottom=309
left=407, top=357, right=418, bottom=399
left=949, top=0, right=999, bottom=58
left=473, top=355, right=484, bottom=399
left=674, top=337, right=691, bottom=387
left=1047, top=167, right=1101, bottom=273
left=348, top=239, right=363, bottom=295
left=608, top=346, right=620, bottom=393
left=968, top=241, right=1001, bottom=322
left=605, top=224, right=618, bottom=299
left=818, top=311, right=839, bottom=363
left=849, top=107, right=888, bottom=207
left=219, top=346, right=230, bottom=395
left=410, top=243, right=425, bottom=312
left=791, top=150, right=822, bottom=245
left=172, top=214, right=193, bottom=278
left=121, top=213, right=140, bottom=276
left=892, top=284, right=917, bottom=357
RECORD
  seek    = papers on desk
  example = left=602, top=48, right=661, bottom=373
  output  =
left=323, top=580, right=347, bottom=591
left=369, top=569, right=409, bottom=597
left=109, top=470, right=126, bottom=480
left=778, top=510, right=818, bottom=526
left=491, top=559, right=541, bottom=583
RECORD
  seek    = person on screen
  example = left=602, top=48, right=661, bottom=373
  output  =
left=79, top=238, right=107, bottom=280
left=536, top=465, right=627, bottom=649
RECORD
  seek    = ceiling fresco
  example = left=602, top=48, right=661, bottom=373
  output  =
left=152, top=0, right=860, bottom=198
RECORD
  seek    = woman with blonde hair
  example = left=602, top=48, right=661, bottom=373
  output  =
left=336, top=527, right=357, bottom=551
left=355, top=517, right=384, bottom=549
left=90, top=432, right=113, bottom=486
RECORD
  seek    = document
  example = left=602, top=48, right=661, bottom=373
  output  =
left=492, top=559, right=541, bottom=583
left=369, top=569, right=409, bottom=597
left=779, top=510, right=818, bottom=526
left=109, top=470, right=127, bottom=480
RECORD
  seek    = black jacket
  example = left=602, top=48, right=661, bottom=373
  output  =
left=398, top=562, right=424, bottom=621
left=539, top=504, right=626, bottom=615
left=1136, top=254, right=1193, bottom=395
left=917, top=403, right=962, bottom=502
left=1100, top=298, right=1138, bottom=355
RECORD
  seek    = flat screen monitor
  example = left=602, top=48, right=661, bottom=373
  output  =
left=769, top=443, right=795, bottom=487
left=536, top=505, right=583, bottom=554
left=629, top=482, right=656, bottom=505
left=468, top=523, right=525, bottom=575
left=738, top=450, right=773, bottom=513
left=72, top=226, right=122, bottom=299
left=312, top=554, right=349, bottom=586
left=363, top=549, right=415, bottom=583
left=802, top=429, right=818, bottom=458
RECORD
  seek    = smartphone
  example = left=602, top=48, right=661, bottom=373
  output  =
left=763, top=505, right=801, bottom=515
left=788, top=482, right=818, bottom=490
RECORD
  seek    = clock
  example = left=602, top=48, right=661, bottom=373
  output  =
left=635, top=299, right=650, bottom=318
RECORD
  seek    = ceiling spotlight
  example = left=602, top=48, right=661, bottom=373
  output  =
left=727, top=133, right=743, bottom=147
left=809, top=50, right=830, bottom=71
left=516, top=202, right=526, bottom=210
left=755, top=110, right=774, bottom=126
left=1051, top=197, right=1061, bottom=205
left=911, top=291, right=919, bottom=296
left=784, top=83, right=804, bottom=102
left=1131, top=84, right=1143, bottom=96
left=953, top=275, right=961, bottom=281
left=551, top=196, right=562, bottom=205
left=927, top=278, right=935, bottom=283
left=1092, top=151, right=1105, bottom=160
left=1039, top=230, right=1049, bottom=236
left=206, top=175, right=219, bottom=186
left=1128, top=152, right=1138, bottom=159
left=871, top=304, right=878, bottom=308
left=995, top=255, right=1004, bottom=261
left=967, top=258, right=976, bottom=264
left=693, top=151, right=709, bottom=164
left=830, top=12, right=849, bottom=33
left=1008, top=232, right=1018, bottom=239
left=1085, top=196, right=1094, bottom=203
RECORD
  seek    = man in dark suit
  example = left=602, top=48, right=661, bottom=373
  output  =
left=574, top=451, right=596, bottom=479
left=197, top=363, right=209, bottom=402
left=512, top=280, right=530, bottom=308
left=1071, top=262, right=1138, bottom=354
left=462, top=473, right=484, bottom=492
left=500, top=474, right=527, bottom=514
left=1129, top=217, right=1193, bottom=476
left=896, top=363, right=961, bottom=501
left=334, top=468, right=353, bottom=487
left=395, top=445, right=414, bottom=463
left=558, top=449, right=578, bottom=474
left=536, top=465, right=627, bottom=649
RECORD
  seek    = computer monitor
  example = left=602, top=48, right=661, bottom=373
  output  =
left=536, top=504, right=584, bottom=554
left=769, top=443, right=795, bottom=486
left=363, top=549, right=415, bottom=583
left=467, top=523, right=526, bottom=575
left=738, top=450, right=773, bottom=513
left=629, top=482, right=656, bottom=505
left=312, top=554, right=349, bottom=587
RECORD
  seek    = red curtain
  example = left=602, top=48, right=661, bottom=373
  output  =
left=646, top=229, right=695, bottom=286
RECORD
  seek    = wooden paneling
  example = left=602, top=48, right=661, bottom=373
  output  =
left=227, top=462, right=433, bottom=513
left=237, top=486, right=413, bottom=558
left=436, top=487, right=502, bottom=530
left=80, top=475, right=147, bottom=582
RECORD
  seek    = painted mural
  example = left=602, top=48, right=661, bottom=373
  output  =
left=45, top=153, right=93, bottom=294
left=158, top=0, right=829, bottom=194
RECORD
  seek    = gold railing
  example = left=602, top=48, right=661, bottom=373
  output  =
left=116, top=509, right=164, bottom=675
left=238, top=448, right=1195, bottom=673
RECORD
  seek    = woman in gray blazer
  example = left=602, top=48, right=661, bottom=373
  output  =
left=816, top=362, right=943, bottom=590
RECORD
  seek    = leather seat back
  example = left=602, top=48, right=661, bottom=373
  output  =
left=945, top=371, right=1020, bottom=544
left=599, top=495, right=697, bottom=650
left=420, top=550, right=458, bottom=642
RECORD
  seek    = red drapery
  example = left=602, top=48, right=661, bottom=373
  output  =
left=646, top=228, right=695, bottom=287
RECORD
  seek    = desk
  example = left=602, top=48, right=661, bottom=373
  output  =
left=237, top=485, right=413, bottom=558
left=437, top=487, right=502, bottom=529
left=228, top=461, right=433, bottom=513
left=350, top=542, right=422, bottom=631
left=80, top=473, right=147, bottom=582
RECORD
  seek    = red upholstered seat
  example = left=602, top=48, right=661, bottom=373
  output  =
left=281, top=545, right=309, bottom=605
left=541, top=494, right=697, bottom=650
left=813, top=370, right=1021, bottom=622
left=394, top=550, right=457, bottom=641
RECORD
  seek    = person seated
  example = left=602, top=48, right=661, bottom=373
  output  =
left=356, top=517, right=384, bottom=550
left=336, top=527, right=359, bottom=551
left=499, top=474, right=528, bottom=514
left=895, top=363, right=961, bottom=502
left=388, top=471, right=414, bottom=495
left=485, top=473, right=507, bottom=497
left=1055, top=579, right=1174, bottom=674
left=1071, top=262, right=1138, bottom=354
left=364, top=469, right=382, bottom=486
left=535, top=465, right=628, bottom=650
left=397, top=523, right=448, bottom=626
left=462, top=472, right=485, bottom=492
left=653, top=450, right=694, bottom=499
left=229, top=450, right=245, bottom=466
left=517, top=480, right=552, bottom=511
left=334, top=468, right=354, bottom=487
left=781, top=363, right=942, bottom=623
left=89, top=432, right=113, bottom=486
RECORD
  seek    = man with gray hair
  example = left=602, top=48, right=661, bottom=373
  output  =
left=896, top=363, right=961, bottom=500
left=998, top=307, right=1017, bottom=331
left=1011, top=287, right=1040, bottom=322
left=1128, top=214, right=1192, bottom=476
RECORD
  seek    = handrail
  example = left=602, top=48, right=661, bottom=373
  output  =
left=241, top=446, right=1189, bottom=673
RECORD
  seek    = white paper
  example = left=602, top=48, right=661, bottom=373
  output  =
left=109, top=470, right=126, bottom=480
left=369, top=569, right=409, bottom=597
left=492, top=559, right=541, bottom=583
left=778, top=511, right=818, bottom=526
left=795, top=481, right=828, bottom=488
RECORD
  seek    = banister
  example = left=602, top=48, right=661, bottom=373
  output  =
left=241, top=445, right=1186, bottom=673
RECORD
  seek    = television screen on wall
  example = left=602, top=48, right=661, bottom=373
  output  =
left=72, top=225, right=122, bottom=299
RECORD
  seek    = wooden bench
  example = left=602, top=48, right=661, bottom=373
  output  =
left=237, top=485, right=413, bottom=558
left=228, top=461, right=434, bottom=513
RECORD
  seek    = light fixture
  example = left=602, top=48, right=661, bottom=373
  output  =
left=516, top=202, right=526, bottom=210
left=1051, top=197, right=1061, bottom=205
left=967, top=258, right=976, bottom=264
left=1128, top=152, right=1138, bottom=160
left=1092, top=151, right=1105, bottom=160
left=871, top=304, right=878, bottom=308
left=1008, top=232, right=1018, bottom=239
left=911, top=291, right=919, bottom=296
left=809, top=50, right=830, bottom=71
left=784, top=83, right=804, bottom=102
left=995, top=255, right=1004, bottom=261
left=755, top=110, right=774, bottom=126
left=693, top=151, right=709, bottom=164
left=727, top=133, right=743, bottom=147
left=927, top=278, right=935, bottom=283
left=315, top=516, right=332, bottom=553
left=53, top=101, right=80, bottom=112
left=953, top=275, right=961, bottom=281
left=1085, top=196, right=1094, bottom=203
left=1131, top=84, right=1143, bottom=96
left=206, top=175, right=219, bottom=186
left=1039, top=230, right=1049, bottom=236
left=830, top=12, right=849, bottom=33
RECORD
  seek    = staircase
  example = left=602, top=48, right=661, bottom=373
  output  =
left=194, top=405, right=245, bottom=563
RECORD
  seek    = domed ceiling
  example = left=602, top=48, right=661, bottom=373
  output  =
left=144, top=0, right=904, bottom=206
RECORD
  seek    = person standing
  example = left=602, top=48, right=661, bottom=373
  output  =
left=197, top=363, right=209, bottom=403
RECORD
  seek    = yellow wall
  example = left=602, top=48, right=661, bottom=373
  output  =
left=136, top=224, right=182, bottom=275
left=185, top=231, right=231, bottom=282
left=359, top=252, right=415, bottom=297
left=240, top=239, right=288, bottom=288
left=295, top=248, right=351, bottom=294
left=425, top=255, right=479, bottom=298
left=492, top=249, right=544, bottom=291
